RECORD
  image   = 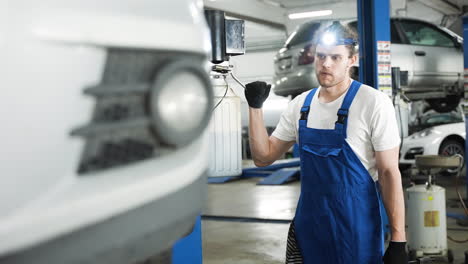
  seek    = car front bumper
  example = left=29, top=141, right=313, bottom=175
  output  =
left=0, top=139, right=208, bottom=264
left=399, top=136, right=443, bottom=165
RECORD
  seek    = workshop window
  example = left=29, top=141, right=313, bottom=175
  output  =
left=347, top=21, right=402, bottom=44
left=400, top=21, right=454, bottom=47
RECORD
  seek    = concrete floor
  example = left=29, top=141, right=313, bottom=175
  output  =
left=202, top=171, right=468, bottom=264
left=202, top=220, right=288, bottom=264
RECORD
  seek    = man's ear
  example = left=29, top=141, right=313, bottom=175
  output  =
left=348, top=54, right=358, bottom=67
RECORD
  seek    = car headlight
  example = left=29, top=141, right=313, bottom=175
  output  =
left=410, top=128, right=433, bottom=139
left=150, top=59, right=213, bottom=147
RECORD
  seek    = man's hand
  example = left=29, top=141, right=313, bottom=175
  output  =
left=383, top=241, right=408, bottom=264
left=245, top=81, right=271, bottom=108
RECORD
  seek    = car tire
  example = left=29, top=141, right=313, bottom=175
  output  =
left=439, top=139, right=465, bottom=176
left=426, top=95, right=460, bottom=113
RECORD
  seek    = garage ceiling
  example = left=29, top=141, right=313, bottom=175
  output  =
left=269, top=0, right=465, bottom=14
left=272, top=0, right=345, bottom=9
left=205, top=0, right=466, bottom=51
left=261, top=0, right=466, bottom=34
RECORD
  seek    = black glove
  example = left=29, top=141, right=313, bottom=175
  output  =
left=245, top=81, right=271, bottom=109
left=383, top=241, right=408, bottom=264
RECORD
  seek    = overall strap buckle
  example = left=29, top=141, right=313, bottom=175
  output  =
left=300, top=106, right=310, bottom=121
left=335, top=109, right=349, bottom=124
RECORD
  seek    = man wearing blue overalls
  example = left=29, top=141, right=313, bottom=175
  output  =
left=245, top=22, right=408, bottom=264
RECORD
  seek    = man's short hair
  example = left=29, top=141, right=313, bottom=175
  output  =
left=314, top=21, right=358, bottom=58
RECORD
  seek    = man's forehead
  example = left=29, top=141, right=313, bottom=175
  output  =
left=315, top=44, right=348, bottom=55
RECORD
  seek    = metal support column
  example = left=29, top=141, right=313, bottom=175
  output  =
left=463, top=16, right=468, bottom=200
left=464, top=15, right=468, bottom=260
left=357, top=0, right=392, bottom=240
left=357, top=0, right=393, bottom=97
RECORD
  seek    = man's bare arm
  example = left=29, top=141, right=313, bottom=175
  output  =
left=249, top=108, right=295, bottom=167
left=376, top=146, right=406, bottom=242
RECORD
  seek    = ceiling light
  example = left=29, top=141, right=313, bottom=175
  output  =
left=288, top=10, right=333, bottom=20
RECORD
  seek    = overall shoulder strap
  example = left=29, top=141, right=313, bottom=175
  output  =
left=299, top=88, right=318, bottom=127
left=334, top=81, right=362, bottom=138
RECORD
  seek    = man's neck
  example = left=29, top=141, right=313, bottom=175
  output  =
left=318, top=78, right=352, bottom=103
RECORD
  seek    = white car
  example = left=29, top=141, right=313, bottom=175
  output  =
left=0, top=0, right=212, bottom=263
left=399, top=109, right=465, bottom=172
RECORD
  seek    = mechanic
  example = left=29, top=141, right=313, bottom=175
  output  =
left=245, top=22, right=407, bottom=264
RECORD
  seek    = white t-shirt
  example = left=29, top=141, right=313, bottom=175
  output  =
left=272, top=80, right=401, bottom=181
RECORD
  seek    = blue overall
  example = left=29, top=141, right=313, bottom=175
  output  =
left=293, top=81, right=384, bottom=263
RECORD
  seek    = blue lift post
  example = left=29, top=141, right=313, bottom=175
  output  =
left=257, top=167, right=301, bottom=185
left=172, top=216, right=202, bottom=264
left=208, top=158, right=301, bottom=184
left=464, top=15, right=468, bottom=202
left=357, top=0, right=391, bottom=239
left=462, top=15, right=468, bottom=264
left=439, top=16, right=468, bottom=226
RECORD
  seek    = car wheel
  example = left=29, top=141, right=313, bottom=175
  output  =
left=426, top=95, right=460, bottom=113
left=439, top=139, right=465, bottom=175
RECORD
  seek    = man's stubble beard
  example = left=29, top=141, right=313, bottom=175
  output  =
left=316, top=73, right=337, bottom=89
left=316, top=70, right=350, bottom=89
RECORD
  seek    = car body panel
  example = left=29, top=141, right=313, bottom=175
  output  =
left=395, top=18, right=463, bottom=92
left=0, top=0, right=211, bottom=262
left=272, top=64, right=318, bottom=96
left=410, top=45, right=462, bottom=90
left=391, top=43, right=414, bottom=83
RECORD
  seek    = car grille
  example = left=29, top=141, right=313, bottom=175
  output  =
left=71, top=48, right=203, bottom=175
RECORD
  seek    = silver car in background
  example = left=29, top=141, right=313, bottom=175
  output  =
left=273, top=18, right=464, bottom=112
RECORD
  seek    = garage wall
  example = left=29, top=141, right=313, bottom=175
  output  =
left=230, top=50, right=276, bottom=83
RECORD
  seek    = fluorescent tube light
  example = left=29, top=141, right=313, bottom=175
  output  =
left=288, top=10, right=333, bottom=20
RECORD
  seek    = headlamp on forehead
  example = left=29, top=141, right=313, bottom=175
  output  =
left=319, top=32, right=357, bottom=46
left=318, top=22, right=357, bottom=46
